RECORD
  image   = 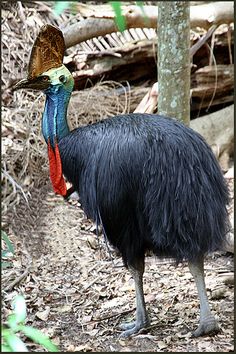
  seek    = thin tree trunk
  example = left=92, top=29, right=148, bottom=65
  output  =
left=157, top=2, right=190, bottom=125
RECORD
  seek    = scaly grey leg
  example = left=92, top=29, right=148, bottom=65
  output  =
left=120, top=257, right=150, bottom=337
left=188, top=256, right=219, bottom=337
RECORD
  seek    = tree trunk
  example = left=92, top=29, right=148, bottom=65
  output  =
left=157, top=2, right=190, bottom=124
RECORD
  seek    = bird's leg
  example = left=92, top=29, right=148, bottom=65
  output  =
left=120, top=257, right=150, bottom=337
left=188, top=256, right=219, bottom=337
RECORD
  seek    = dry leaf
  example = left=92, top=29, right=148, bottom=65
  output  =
left=101, top=297, right=122, bottom=309
left=74, top=344, right=93, bottom=352
left=35, top=306, right=50, bottom=321
left=157, top=340, right=168, bottom=349
left=118, top=339, right=129, bottom=346
left=211, top=286, right=227, bottom=300
left=56, top=304, right=72, bottom=313
left=87, top=328, right=99, bottom=337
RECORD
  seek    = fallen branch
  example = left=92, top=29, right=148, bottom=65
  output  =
left=190, top=25, right=217, bottom=57
left=4, top=266, right=31, bottom=291
left=63, top=2, right=234, bottom=48
left=191, top=64, right=234, bottom=99
left=221, top=273, right=234, bottom=285
left=134, top=83, right=158, bottom=114
left=189, top=104, right=234, bottom=167
left=88, top=308, right=135, bottom=324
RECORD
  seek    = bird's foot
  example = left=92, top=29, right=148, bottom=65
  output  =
left=192, top=316, right=219, bottom=337
left=120, top=321, right=136, bottom=331
left=119, top=320, right=149, bottom=338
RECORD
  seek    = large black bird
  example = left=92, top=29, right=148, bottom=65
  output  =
left=14, top=25, right=229, bottom=337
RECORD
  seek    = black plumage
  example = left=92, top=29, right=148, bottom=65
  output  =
left=59, top=113, right=229, bottom=267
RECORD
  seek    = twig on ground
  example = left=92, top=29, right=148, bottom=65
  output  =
left=4, top=266, right=31, bottom=291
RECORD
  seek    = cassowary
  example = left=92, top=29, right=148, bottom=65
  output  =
left=14, top=25, right=229, bottom=337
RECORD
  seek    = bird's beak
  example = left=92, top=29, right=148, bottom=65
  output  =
left=12, top=77, right=50, bottom=91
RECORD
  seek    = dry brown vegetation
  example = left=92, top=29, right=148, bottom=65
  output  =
left=2, top=2, right=234, bottom=352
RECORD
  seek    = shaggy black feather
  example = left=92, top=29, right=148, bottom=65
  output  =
left=59, top=113, right=229, bottom=267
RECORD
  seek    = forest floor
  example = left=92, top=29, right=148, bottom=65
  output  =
left=2, top=179, right=234, bottom=353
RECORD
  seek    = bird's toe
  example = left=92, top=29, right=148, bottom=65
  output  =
left=192, top=316, right=220, bottom=337
left=119, top=325, right=145, bottom=338
left=119, top=321, right=136, bottom=331
left=119, top=319, right=149, bottom=338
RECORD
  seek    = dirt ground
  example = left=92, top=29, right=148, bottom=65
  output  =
left=2, top=180, right=234, bottom=353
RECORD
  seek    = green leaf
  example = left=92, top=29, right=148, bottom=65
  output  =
left=53, top=1, right=70, bottom=16
left=1, top=261, right=13, bottom=269
left=2, top=250, right=10, bottom=258
left=13, top=295, right=27, bottom=324
left=4, top=330, right=28, bottom=352
left=1, top=344, right=12, bottom=352
left=135, top=1, right=149, bottom=26
left=70, top=2, right=78, bottom=16
left=7, top=315, right=20, bottom=332
left=1, top=231, right=14, bottom=254
left=20, top=326, right=59, bottom=352
left=110, top=2, right=126, bottom=32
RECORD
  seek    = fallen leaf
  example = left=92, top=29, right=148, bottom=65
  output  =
left=118, top=339, right=129, bottom=346
left=88, top=328, right=99, bottom=337
left=35, top=306, right=50, bottom=321
left=82, top=314, right=93, bottom=323
left=101, top=297, right=122, bottom=309
left=52, top=336, right=60, bottom=346
left=157, top=340, right=168, bottom=349
left=56, top=304, right=72, bottom=313
left=211, top=287, right=227, bottom=300
left=74, top=344, right=93, bottom=352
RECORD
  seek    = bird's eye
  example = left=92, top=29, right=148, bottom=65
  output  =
left=59, top=75, right=66, bottom=83
left=41, top=76, right=49, bottom=81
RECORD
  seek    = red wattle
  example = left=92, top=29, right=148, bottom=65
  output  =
left=47, top=139, right=67, bottom=196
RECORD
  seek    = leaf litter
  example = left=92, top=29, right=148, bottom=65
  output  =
left=2, top=180, right=234, bottom=352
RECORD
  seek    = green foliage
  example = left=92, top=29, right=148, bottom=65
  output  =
left=110, top=2, right=126, bottom=32
left=2, top=295, right=59, bottom=352
left=53, top=1, right=77, bottom=16
left=110, top=1, right=147, bottom=32
left=52, top=1, right=145, bottom=32
left=135, top=1, right=149, bottom=26
left=53, top=1, right=71, bottom=16
left=1, top=231, right=14, bottom=269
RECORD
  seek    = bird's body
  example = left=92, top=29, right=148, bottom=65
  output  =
left=59, top=113, right=228, bottom=267
left=14, top=24, right=229, bottom=338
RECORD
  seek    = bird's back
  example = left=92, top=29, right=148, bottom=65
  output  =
left=59, top=113, right=229, bottom=266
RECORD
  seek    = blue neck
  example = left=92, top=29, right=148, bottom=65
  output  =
left=42, top=85, right=71, bottom=147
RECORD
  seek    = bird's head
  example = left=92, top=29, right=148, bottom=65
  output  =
left=13, top=24, right=74, bottom=94
left=13, top=24, right=74, bottom=197
left=13, top=65, right=74, bottom=94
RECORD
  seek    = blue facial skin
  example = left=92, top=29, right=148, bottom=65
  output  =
left=42, top=84, right=72, bottom=148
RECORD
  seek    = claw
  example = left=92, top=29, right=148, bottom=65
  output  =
left=119, top=320, right=149, bottom=338
left=119, top=324, right=148, bottom=338
left=192, top=316, right=220, bottom=337
left=119, top=321, right=136, bottom=331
